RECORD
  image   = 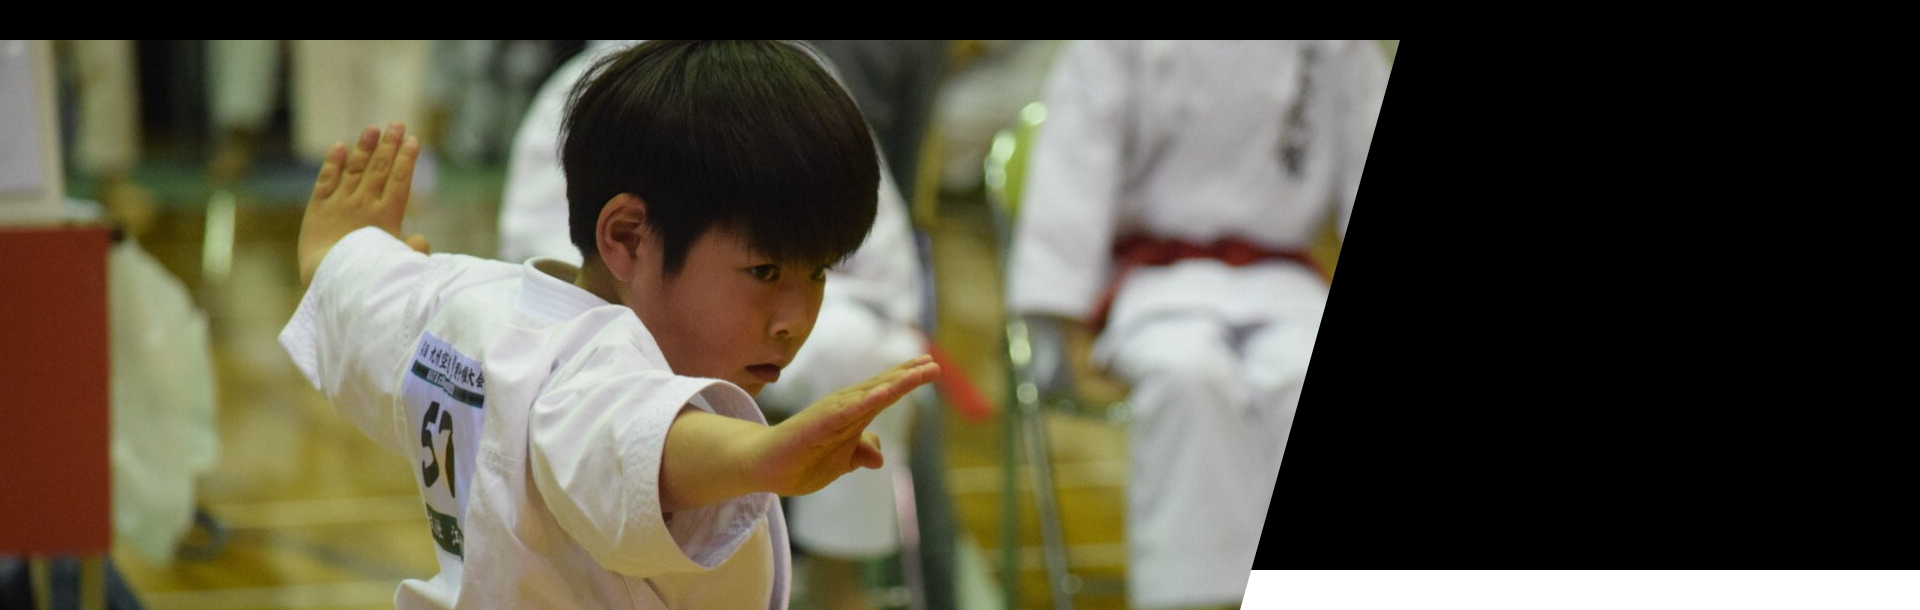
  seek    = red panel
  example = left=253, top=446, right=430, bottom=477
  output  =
left=0, top=225, right=112, bottom=554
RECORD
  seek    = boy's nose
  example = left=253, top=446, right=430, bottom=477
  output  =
left=769, top=311, right=806, bottom=341
left=766, top=283, right=822, bottom=343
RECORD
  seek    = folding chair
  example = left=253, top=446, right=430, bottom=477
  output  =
left=986, top=102, right=1134, bottom=610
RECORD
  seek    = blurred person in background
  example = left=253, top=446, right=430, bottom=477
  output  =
left=204, top=40, right=439, bottom=208
left=206, top=40, right=429, bottom=177
left=429, top=41, right=556, bottom=169
left=1005, top=40, right=1388, bottom=610
left=54, top=38, right=224, bottom=571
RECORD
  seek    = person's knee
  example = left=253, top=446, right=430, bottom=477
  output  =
left=1110, top=322, right=1242, bottom=414
left=1243, top=320, right=1319, bottom=403
left=1146, top=347, right=1237, bottom=400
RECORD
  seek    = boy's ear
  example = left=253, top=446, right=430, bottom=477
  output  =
left=596, top=193, right=650, bottom=282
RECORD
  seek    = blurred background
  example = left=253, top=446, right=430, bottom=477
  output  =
left=1, top=40, right=1395, bottom=610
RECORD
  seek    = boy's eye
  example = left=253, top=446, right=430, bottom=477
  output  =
left=811, top=266, right=829, bottom=282
left=749, top=265, right=780, bottom=282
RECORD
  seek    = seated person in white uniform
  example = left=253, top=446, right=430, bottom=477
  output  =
left=1006, top=40, right=1388, bottom=610
left=498, top=41, right=927, bottom=610
left=281, top=41, right=938, bottom=609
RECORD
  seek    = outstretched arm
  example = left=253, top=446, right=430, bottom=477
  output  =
left=658, top=355, right=939, bottom=511
left=299, top=122, right=431, bottom=288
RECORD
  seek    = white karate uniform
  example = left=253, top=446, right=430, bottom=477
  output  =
left=281, top=227, right=790, bottom=609
left=1006, top=40, right=1388, bottom=609
left=497, top=41, right=927, bottom=560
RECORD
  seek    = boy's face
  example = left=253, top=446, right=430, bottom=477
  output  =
left=624, top=225, right=826, bottom=396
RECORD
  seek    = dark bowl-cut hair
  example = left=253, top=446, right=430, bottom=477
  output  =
left=560, top=40, right=879, bottom=276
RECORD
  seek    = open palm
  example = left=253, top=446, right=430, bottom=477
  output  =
left=299, top=122, right=430, bottom=287
left=747, top=356, right=937, bottom=497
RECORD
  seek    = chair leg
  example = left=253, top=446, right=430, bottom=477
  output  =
left=892, top=466, right=926, bottom=610
left=1021, top=401, right=1075, bottom=610
left=908, top=395, right=959, bottom=610
left=1001, top=383, right=1023, bottom=610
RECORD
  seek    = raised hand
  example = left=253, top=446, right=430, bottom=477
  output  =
left=297, top=122, right=431, bottom=287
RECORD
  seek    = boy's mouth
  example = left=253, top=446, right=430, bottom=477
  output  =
left=747, top=364, right=782, bottom=384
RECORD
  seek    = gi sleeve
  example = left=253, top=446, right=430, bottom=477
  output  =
left=1006, top=40, right=1129, bottom=321
left=278, top=226, right=437, bottom=457
left=528, top=344, right=773, bottom=576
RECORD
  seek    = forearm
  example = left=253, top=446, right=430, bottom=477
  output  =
left=656, top=355, right=940, bottom=512
left=657, top=408, right=764, bottom=512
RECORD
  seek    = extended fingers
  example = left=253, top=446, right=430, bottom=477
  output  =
left=359, top=122, right=406, bottom=199
left=338, top=125, right=381, bottom=195
left=867, top=360, right=938, bottom=404
left=848, top=355, right=936, bottom=395
left=380, top=136, right=422, bottom=210
left=310, top=143, right=347, bottom=201
left=793, top=356, right=939, bottom=451
left=829, top=361, right=938, bottom=440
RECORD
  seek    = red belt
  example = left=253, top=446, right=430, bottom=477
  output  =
left=1087, top=235, right=1328, bottom=332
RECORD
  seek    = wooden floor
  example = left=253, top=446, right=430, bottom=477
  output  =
left=102, top=173, right=1141, bottom=610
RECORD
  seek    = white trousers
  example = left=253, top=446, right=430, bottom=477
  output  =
left=1100, top=308, right=1320, bottom=609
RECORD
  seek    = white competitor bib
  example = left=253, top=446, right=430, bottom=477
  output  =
left=402, top=331, right=486, bottom=571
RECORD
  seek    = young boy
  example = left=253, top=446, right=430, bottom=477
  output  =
left=499, top=41, right=932, bottom=610
left=279, top=40, right=937, bottom=609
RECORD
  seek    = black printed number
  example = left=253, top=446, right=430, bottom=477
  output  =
left=420, top=401, right=457, bottom=498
